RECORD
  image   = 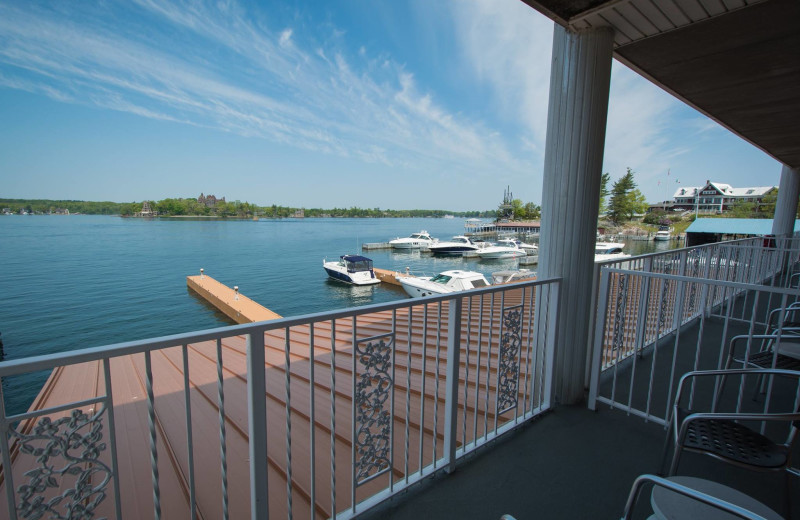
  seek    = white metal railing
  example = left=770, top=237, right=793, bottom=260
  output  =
left=0, top=277, right=559, bottom=520
left=587, top=237, right=800, bottom=424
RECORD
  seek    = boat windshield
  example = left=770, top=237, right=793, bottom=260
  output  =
left=470, top=278, right=488, bottom=288
left=346, top=259, right=373, bottom=272
left=410, top=234, right=427, bottom=239
left=430, top=274, right=452, bottom=285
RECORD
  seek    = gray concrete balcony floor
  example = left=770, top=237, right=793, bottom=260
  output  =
left=365, top=290, right=800, bottom=520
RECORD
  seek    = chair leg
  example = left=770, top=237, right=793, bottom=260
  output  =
left=783, top=470, right=791, bottom=519
left=667, top=443, right=683, bottom=476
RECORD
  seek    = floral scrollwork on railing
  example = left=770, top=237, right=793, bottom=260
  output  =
left=10, top=407, right=112, bottom=520
left=497, top=307, right=522, bottom=414
left=611, top=273, right=629, bottom=352
left=354, top=336, right=393, bottom=485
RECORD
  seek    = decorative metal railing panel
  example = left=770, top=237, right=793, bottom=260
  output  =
left=0, top=277, right=560, bottom=520
left=353, top=333, right=394, bottom=485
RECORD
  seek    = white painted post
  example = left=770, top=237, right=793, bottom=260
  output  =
left=200, top=268, right=204, bottom=278
left=247, top=331, right=269, bottom=519
left=234, top=286, right=239, bottom=301
left=538, top=24, right=615, bottom=404
left=443, top=297, right=462, bottom=474
left=772, top=165, right=799, bottom=237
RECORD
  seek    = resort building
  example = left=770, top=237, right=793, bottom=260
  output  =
left=1, top=1, right=799, bottom=519
left=671, top=180, right=777, bottom=214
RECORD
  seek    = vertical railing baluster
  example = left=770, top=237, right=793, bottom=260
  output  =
left=182, top=344, right=197, bottom=520
left=284, top=328, right=293, bottom=520
left=329, top=321, right=337, bottom=519
left=350, top=316, right=357, bottom=512
left=215, top=339, right=229, bottom=520
left=390, top=310, right=397, bottom=491
left=542, top=282, right=559, bottom=408
left=473, top=294, right=484, bottom=444
left=144, top=351, right=161, bottom=520
left=484, top=293, right=495, bottom=438
left=443, top=296, right=462, bottom=473
left=493, top=291, right=505, bottom=434
left=102, top=358, right=123, bottom=520
left=404, top=309, right=412, bottom=484
left=462, top=296, right=472, bottom=451
left=247, top=330, right=269, bottom=520
left=418, top=305, right=428, bottom=474
left=433, top=302, right=442, bottom=467
left=0, top=378, right=19, bottom=520
left=309, top=323, right=316, bottom=518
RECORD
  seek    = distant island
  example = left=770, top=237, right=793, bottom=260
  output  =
left=0, top=195, right=495, bottom=219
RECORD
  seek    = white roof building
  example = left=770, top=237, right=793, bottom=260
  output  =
left=671, top=180, right=777, bottom=213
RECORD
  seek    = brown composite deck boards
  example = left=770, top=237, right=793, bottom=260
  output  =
left=1, top=279, right=542, bottom=519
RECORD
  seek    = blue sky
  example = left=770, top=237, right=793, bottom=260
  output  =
left=0, top=0, right=782, bottom=211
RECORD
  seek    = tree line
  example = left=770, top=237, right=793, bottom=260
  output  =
left=0, top=198, right=495, bottom=218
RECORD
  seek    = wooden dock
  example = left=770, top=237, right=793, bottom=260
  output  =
left=372, top=267, right=412, bottom=286
left=187, top=273, right=282, bottom=323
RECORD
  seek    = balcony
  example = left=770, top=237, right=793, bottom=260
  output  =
left=1, top=237, right=798, bottom=519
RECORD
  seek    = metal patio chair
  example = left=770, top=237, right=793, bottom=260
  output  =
left=660, top=369, right=800, bottom=515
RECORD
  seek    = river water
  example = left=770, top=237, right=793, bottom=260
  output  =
left=0, top=215, right=678, bottom=413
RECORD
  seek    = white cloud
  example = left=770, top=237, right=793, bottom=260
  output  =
left=0, top=0, right=526, bottom=185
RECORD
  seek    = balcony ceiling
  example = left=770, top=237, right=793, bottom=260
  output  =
left=519, top=0, right=800, bottom=169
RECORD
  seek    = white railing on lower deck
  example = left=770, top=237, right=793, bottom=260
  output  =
left=0, top=277, right=559, bottom=520
left=588, top=257, right=800, bottom=424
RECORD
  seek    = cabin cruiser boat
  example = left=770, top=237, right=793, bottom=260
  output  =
left=323, top=255, right=381, bottom=285
left=398, top=270, right=489, bottom=298
left=653, top=230, right=671, bottom=241
left=594, top=242, right=631, bottom=262
left=389, top=230, right=437, bottom=249
left=491, top=269, right=536, bottom=285
left=428, top=235, right=482, bottom=256
left=511, top=238, right=538, bottom=254
left=476, top=239, right=527, bottom=259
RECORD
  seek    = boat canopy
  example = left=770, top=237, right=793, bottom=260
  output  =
left=341, top=255, right=374, bottom=272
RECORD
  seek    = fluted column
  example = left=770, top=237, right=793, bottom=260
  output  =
left=539, top=25, right=614, bottom=404
left=772, top=164, right=800, bottom=237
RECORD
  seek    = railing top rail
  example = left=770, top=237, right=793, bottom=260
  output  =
left=601, top=266, right=800, bottom=296
left=595, top=236, right=763, bottom=266
left=0, top=276, right=561, bottom=377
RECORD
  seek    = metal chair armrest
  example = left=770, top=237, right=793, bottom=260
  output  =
left=621, top=474, right=769, bottom=520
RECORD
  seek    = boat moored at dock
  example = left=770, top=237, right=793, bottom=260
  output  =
left=323, top=255, right=381, bottom=285
left=389, top=230, right=437, bottom=249
left=397, top=270, right=489, bottom=298
left=653, top=230, right=671, bottom=241
left=428, top=235, right=483, bottom=256
left=594, top=242, right=631, bottom=262
left=476, top=238, right=527, bottom=259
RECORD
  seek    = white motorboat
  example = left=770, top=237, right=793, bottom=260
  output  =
left=476, top=239, right=527, bottom=259
left=398, top=270, right=489, bottom=298
left=491, top=269, right=536, bottom=285
left=654, top=230, right=671, bottom=241
left=511, top=239, right=538, bottom=254
left=389, top=230, right=437, bottom=249
left=323, top=255, right=381, bottom=285
left=428, top=235, right=482, bottom=256
left=595, top=242, right=631, bottom=262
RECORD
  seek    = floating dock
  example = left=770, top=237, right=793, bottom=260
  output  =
left=372, top=267, right=412, bottom=286
left=187, top=272, right=282, bottom=323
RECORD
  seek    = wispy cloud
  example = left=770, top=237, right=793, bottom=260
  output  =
left=0, top=1, right=527, bottom=184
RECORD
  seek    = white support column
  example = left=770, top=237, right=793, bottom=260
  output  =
left=772, top=164, right=800, bottom=237
left=539, top=24, right=614, bottom=404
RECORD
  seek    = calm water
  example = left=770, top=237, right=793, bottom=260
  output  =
left=0, top=216, right=676, bottom=413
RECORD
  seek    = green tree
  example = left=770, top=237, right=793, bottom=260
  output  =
left=608, top=168, right=637, bottom=224
left=627, top=188, right=649, bottom=218
left=598, top=172, right=611, bottom=215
